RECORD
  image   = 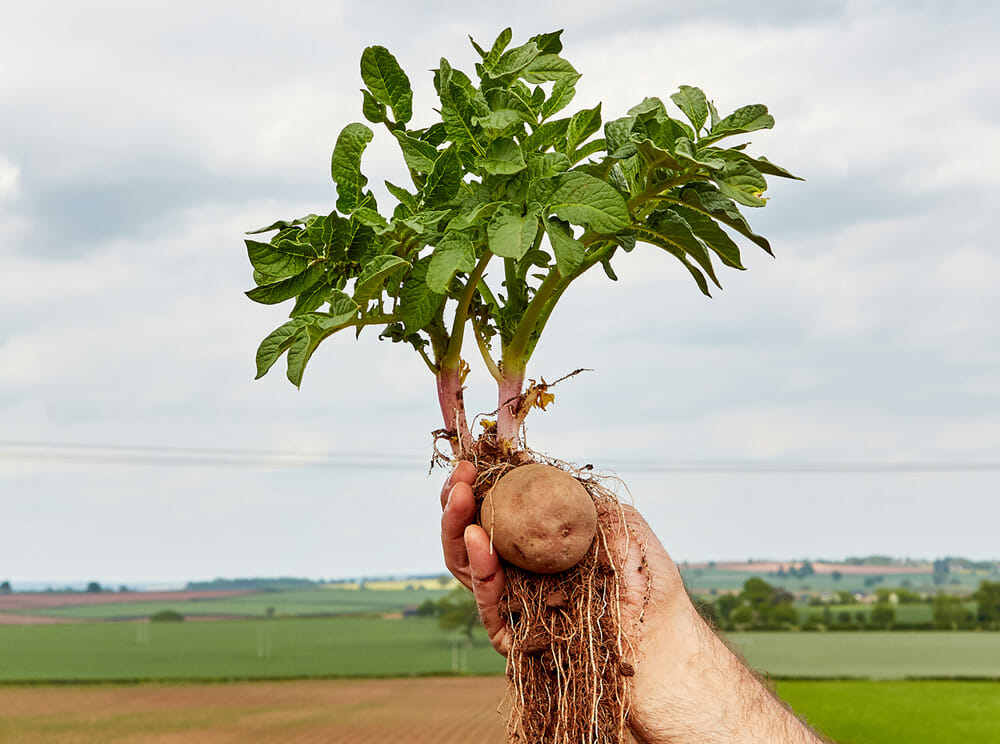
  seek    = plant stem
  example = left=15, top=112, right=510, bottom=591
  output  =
left=442, top=251, right=491, bottom=370
left=471, top=315, right=503, bottom=384
left=496, top=370, right=526, bottom=447
left=504, top=267, right=563, bottom=372
left=436, top=364, right=472, bottom=456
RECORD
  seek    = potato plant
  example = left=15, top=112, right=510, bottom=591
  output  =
left=244, top=28, right=798, bottom=744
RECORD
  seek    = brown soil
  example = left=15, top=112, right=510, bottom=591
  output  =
left=0, top=678, right=512, bottom=743
left=0, top=613, right=79, bottom=625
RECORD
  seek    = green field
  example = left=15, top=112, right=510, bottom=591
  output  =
left=3, top=587, right=449, bottom=621
left=778, top=680, right=1000, bottom=744
left=729, top=631, right=1000, bottom=679
left=4, top=618, right=1000, bottom=684
left=680, top=567, right=986, bottom=594
left=0, top=618, right=505, bottom=682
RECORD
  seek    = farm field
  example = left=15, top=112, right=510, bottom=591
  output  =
left=729, top=631, right=1000, bottom=679
left=0, top=618, right=505, bottom=682
left=0, top=678, right=997, bottom=744
left=0, top=587, right=449, bottom=621
left=3, top=618, right=1000, bottom=683
left=678, top=566, right=989, bottom=594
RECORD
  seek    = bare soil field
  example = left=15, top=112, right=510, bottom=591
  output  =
left=0, top=677, right=510, bottom=743
left=0, top=613, right=77, bottom=625
left=0, top=590, right=253, bottom=612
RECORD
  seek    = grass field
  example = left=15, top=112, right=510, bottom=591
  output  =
left=0, top=678, right=997, bottom=743
left=729, top=631, right=1000, bottom=679
left=3, top=617, right=1000, bottom=683
left=0, top=618, right=505, bottom=682
left=1, top=587, right=449, bottom=621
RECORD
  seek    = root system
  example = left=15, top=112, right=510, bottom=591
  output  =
left=462, top=428, right=647, bottom=744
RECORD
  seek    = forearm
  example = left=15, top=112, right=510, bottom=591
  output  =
left=629, top=606, right=826, bottom=744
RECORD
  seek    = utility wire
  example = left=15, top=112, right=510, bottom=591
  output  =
left=1, top=441, right=999, bottom=473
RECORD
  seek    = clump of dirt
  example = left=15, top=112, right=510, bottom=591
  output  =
left=463, top=427, right=647, bottom=744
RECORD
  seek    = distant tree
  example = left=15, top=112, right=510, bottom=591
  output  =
left=837, top=611, right=852, bottom=624
left=150, top=609, right=184, bottom=622
left=769, top=602, right=800, bottom=627
left=933, top=594, right=971, bottom=628
left=0, top=580, right=11, bottom=594
left=86, top=581, right=102, bottom=593
left=118, top=585, right=130, bottom=592
left=973, top=581, right=1000, bottom=623
left=798, top=560, right=815, bottom=578
left=437, top=586, right=480, bottom=642
left=416, top=598, right=439, bottom=617
left=832, top=571, right=842, bottom=582
left=871, top=602, right=895, bottom=627
left=714, top=594, right=742, bottom=622
left=730, top=605, right=754, bottom=626
left=836, top=590, right=855, bottom=605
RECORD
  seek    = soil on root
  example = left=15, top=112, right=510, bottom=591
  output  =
left=464, top=430, right=647, bottom=744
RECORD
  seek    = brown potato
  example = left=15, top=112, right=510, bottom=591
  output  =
left=480, top=463, right=597, bottom=574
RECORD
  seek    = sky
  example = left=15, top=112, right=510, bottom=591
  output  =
left=2, top=1, right=998, bottom=586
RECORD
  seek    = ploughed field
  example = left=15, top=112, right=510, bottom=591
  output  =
left=0, top=678, right=997, bottom=744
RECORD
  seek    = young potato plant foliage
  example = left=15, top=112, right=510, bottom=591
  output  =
left=245, top=28, right=800, bottom=454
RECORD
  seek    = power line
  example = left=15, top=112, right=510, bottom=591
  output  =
left=1, top=441, right=999, bottom=473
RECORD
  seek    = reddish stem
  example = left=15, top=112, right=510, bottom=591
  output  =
left=437, top=365, right=472, bottom=456
left=496, top=371, right=525, bottom=448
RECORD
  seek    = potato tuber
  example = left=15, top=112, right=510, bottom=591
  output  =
left=480, top=463, right=598, bottom=574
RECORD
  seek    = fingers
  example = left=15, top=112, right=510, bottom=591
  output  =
left=441, top=479, right=477, bottom=589
left=441, top=460, right=477, bottom=509
left=465, top=524, right=509, bottom=655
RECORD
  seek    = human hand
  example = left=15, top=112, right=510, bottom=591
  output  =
left=440, top=461, right=825, bottom=743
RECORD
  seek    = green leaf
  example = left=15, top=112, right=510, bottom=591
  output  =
left=360, top=46, right=412, bottom=124
left=487, top=28, right=513, bottom=65
left=246, top=217, right=309, bottom=235
left=547, top=171, right=629, bottom=233
left=423, top=148, right=462, bottom=206
left=541, top=74, right=580, bottom=119
left=489, top=42, right=541, bottom=81
left=565, top=102, right=602, bottom=154
left=326, top=290, right=361, bottom=323
left=255, top=319, right=306, bottom=379
left=400, top=257, right=446, bottom=332
left=401, top=209, right=450, bottom=234
left=351, top=207, right=388, bottom=231
left=354, top=255, right=409, bottom=302
left=426, top=231, right=475, bottom=293
left=392, top=131, right=439, bottom=173
left=670, top=85, right=709, bottom=132
left=448, top=200, right=504, bottom=231
left=700, top=104, right=774, bottom=146
left=246, top=263, right=324, bottom=305
left=542, top=216, right=583, bottom=275
left=674, top=138, right=725, bottom=170
left=526, top=151, right=571, bottom=181
left=331, top=123, right=374, bottom=213
left=385, top=180, right=418, bottom=211
left=473, top=109, right=527, bottom=132
left=476, top=137, right=526, bottom=175
left=605, top=116, right=636, bottom=157
left=290, top=281, right=331, bottom=317
left=635, top=139, right=683, bottom=171
left=528, top=30, right=563, bottom=55
left=361, top=89, right=387, bottom=124
left=725, top=152, right=803, bottom=181
left=521, top=118, right=570, bottom=152
left=245, top=239, right=310, bottom=279
left=715, top=159, right=768, bottom=207
left=522, top=54, right=577, bottom=83
left=488, top=208, right=539, bottom=260
left=646, top=209, right=721, bottom=288
left=285, top=323, right=326, bottom=388
left=679, top=183, right=772, bottom=254
left=670, top=205, right=744, bottom=269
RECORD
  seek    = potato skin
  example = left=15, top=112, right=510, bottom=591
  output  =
left=480, top=463, right=597, bottom=574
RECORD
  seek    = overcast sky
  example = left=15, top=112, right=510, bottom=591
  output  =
left=2, top=1, right=998, bottom=586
